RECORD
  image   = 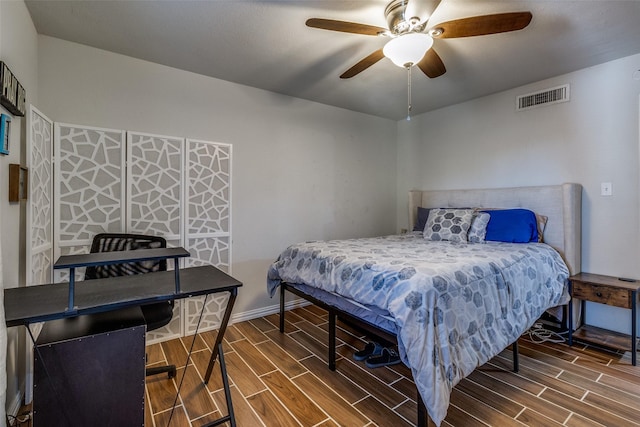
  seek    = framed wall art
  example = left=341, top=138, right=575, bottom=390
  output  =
left=0, top=62, right=25, bottom=116
left=8, top=164, right=28, bottom=202
left=0, top=113, right=10, bottom=155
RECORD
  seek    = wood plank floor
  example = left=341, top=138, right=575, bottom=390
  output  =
left=145, top=306, right=640, bottom=427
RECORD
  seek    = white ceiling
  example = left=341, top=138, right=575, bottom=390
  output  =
left=24, top=0, right=640, bottom=120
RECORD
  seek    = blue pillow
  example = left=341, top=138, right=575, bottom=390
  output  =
left=482, top=209, right=539, bottom=243
left=413, top=207, right=432, bottom=232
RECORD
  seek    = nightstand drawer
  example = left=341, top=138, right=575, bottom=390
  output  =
left=572, top=281, right=633, bottom=308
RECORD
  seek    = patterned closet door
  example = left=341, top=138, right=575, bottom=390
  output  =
left=127, top=131, right=184, bottom=342
left=183, top=139, right=232, bottom=334
left=54, top=123, right=126, bottom=283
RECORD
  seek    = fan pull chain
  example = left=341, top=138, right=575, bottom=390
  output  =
left=407, top=65, right=412, bottom=121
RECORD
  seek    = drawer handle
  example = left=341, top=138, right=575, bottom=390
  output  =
left=596, top=292, right=603, bottom=297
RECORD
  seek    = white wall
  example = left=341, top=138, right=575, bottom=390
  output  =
left=397, top=52, right=640, bottom=334
left=36, top=35, right=398, bottom=318
left=0, top=0, right=39, bottom=417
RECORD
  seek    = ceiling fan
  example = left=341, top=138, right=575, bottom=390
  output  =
left=306, top=0, right=533, bottom=79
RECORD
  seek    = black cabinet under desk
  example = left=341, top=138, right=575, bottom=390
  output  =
left=33, top=307, right=146, bottom=427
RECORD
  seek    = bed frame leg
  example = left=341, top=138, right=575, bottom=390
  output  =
left=414, top=339, right=519, bottom=427
left=328, top=309, right=336, bottom=371
left=279, top=284, right=286, bottom=333
left=418, top=390, right=435, bottom=426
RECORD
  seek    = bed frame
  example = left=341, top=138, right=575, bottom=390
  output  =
left=279, top=183, right=582, bottom=426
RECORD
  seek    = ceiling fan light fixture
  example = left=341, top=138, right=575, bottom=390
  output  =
left=383, top=33, right=433, bottom=68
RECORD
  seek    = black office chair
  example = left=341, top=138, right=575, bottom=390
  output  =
left=84, top=233, right=177, bottom=379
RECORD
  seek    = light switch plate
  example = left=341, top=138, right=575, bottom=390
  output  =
left=601, top=182, right=612, bottom=196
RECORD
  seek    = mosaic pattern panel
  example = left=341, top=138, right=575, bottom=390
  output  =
left=53, top=244, right=90, bottom=284
left=127, top=132, right=183, bottom=240
left=184, top=140, right=231, bottom=334
left=146, top=301, right=183, bottom=344
left=55, top=124, right=125, bottom=246
left=183, top=293, right=230, bottom=335
left=30, top=249, right=51, bottom=286
left=146, top=237, right=184, bottom=342
left=183, top=140, right=232, bottom=336
left=183, top=237, right=231, bottom=334
left=186, top=140, right=231, bottom=236
left=185, top=237, right=230, bottom=272
left=28, top=107, right=53, bottom=285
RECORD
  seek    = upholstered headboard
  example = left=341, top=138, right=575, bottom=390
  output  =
left=409, top=183, right=582, bottom=275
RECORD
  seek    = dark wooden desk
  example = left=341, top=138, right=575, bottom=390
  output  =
left=4, top=263, right=242, bottom=426
left=5, top=265, right=239, bottom=327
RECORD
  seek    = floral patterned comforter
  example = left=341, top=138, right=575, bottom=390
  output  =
left=267, top=233, right=569, bottom=426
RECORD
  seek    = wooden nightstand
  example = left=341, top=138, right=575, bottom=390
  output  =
left=568, top=273, right=640, bottom=365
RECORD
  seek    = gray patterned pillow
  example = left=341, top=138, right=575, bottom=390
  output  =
left=468, top=212, right=490, bottom=243
left=424, top=208, right=475, bottom=242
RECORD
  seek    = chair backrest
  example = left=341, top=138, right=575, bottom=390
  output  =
left=85, top=233, right=167, bottom=280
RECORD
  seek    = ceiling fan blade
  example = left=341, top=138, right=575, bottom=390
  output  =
left=306, top=18, right=387, bottom=36
left=340, top=49, right=385, bottom=79
left=417, top=48, right=446, bottom=78
left=431, top=12, right=532, bottom=38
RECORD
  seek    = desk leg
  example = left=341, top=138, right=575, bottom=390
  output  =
left=66, top=267, right=77, bottom=313
left=201, top=343, right=236, bottom=427
left=201, top=289, right=237, bottom=427
left=204, top=289, right=237, bottom=383
left=174, top=263, right=181, bottom=294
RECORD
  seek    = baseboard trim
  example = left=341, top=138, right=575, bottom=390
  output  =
left=7, top=389, right=24, bottom=418
left=230, top=297, right=310, bottom=324
left=148, top=297, right=311, bottom=343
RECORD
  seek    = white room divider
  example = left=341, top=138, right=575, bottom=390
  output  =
left=24, top=106, right=55, bottom=404
left=182, top=138, right=232, bottom=335
left=27, top=121, right=232, bottom=344
left=53, top=123, right=126, bottom=284
left=26, top=106, right=54, bottom=288
left=125, top=130, right=185, bottom=341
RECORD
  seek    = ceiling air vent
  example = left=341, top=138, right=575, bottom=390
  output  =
left=516, top=84, right=570, bottom=111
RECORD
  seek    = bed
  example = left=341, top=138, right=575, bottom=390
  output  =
left=267, top=183, right=582, bottom=426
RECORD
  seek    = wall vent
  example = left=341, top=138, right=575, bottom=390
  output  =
left=516, top=84, right=570, bottom=111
